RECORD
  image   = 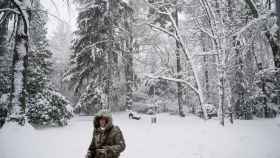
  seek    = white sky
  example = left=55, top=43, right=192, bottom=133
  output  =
left=41, top=0, right=77, bottom=39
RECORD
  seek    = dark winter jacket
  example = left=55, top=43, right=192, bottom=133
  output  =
left=87, top=110, right=126, bottom=158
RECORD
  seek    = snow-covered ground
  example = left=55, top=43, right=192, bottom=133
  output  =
left=1, top=113, right=280, bottom=158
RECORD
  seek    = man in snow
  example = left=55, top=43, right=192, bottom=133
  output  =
left=86, top=109, right=126, bottom=158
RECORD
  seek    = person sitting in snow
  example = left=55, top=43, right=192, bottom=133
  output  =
left=86, top=109, right=126, bottom=158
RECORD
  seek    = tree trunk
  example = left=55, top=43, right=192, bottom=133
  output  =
left=174, top=2, right=184, bottom=117
left=176, top=44, right=184, bottom=116
left=0, top=14, right=9, bottom=81
left=125, top=16, right=134, bottom=110
left=9, top=0, right=31, bottom=125
left=202, top=0, right=226, bottom=125
left=125, top=51, right=133, bottom=110
left=106, top=0, right=114, bottom=110
left=0, top=12, right=9, bottom=127
left=10, top=17, right=29, bottom=125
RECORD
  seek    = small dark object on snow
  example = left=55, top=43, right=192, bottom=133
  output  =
left=179, top=111, right=186, bottom=117
left=128, top=111, right=141, bottom=120
left=151, top=116, right=157, bottom=123
left=197, top=104, right=218, bottom=119
left=0, top=108, right=8, bottom=128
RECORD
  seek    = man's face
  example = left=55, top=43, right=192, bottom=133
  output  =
left=99, top=117, right=107, bottom=128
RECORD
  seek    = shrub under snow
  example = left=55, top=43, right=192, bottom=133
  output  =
left=27, top=89, right=73, bottom=127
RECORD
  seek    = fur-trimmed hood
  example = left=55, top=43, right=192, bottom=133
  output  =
left=94, top=109, right=113, bottom=131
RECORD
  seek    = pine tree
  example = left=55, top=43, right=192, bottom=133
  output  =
left=25, top=1, right=73, bottom=127
left=65, top=0, right=134, bottom=114
left=49, top=22, right=76, bottom=104
left=65, top=0, right=108, bottom=114
left=27, top=1, right=52, bottom=97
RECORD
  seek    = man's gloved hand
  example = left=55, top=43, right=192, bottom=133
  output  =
left=101, top=145, right=112, bottom=151
left=96, top=148, right=107, bottom=154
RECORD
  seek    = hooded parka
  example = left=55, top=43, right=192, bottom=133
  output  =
left=87, top=110, right=126, bottom=158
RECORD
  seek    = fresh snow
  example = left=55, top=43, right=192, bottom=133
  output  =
left=1, top=113, right=280, bottom=158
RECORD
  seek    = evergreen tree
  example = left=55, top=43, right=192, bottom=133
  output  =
left=65, top=0, right=134, bottom=114
left=25, top=1, right=73, bottom=127
left=49, top=22, right=77, bottom=104
left=65, top=0, right=108, bottom=114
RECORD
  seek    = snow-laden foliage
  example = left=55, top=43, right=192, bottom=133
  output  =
left=49, top=22, right=77, bottom=104
left=74, top=83, right=105, bottom=115
left=23, top=1, right=73, bottom=127
left=65, top=0, right=109, bottom=106
left=250, top=68, right=280, bottom=118
left=65, top=0, right=134, bottom=114
left=27, top=89, right=73, bottom=127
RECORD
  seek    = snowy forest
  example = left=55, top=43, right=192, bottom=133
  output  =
left=0, top=0, right=280, bottom=158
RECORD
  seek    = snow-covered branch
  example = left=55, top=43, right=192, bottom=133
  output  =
left=77, top=40, right=111, bottom=55
left=144, top=73, right=200, bottom=95
left=193, top=50, right=219, bottom=56
left=195, top=24, right=217, bottom=39
left=12, top=0, right=31, bottom=36
left=232, top=12, right=272, bottom=38
left=148, top=23, right=178, bottom=40
left=0, top=8, right=20, bottom=14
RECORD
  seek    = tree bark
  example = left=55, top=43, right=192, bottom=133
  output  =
left=0, top=11, right=10, bottom=126
left=9, top=0, right=31, bottom=125
left=106, top=0, right=114, bottom=110
left=200, top=0, right=226, bottom=125
left=10, top=17, right=28, bottom=124
left=0, top=14, right=9, bottom=76
left=125, top=13, right=134, bottom=110
left=174, top=2, right=184, bottom=117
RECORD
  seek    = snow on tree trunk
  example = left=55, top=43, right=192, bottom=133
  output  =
left=125, top=18, right=134, bottom=110
left=176, top=47, right=184, bottom=116
left=174, top=4, right=184, bottom=117
left=10, top=18, right=28, bottom=123
left=199, top=0, right=227, bottom=125
left=0, top=3, right=9, bottom=56
left=10, top=0, right=31, bottom=125
left=125, top=50, right=133, bottom=110
left=0, top=13, right=9, bottom=83
left=217, top=58, right=226, bottom=126
left=105, top=0, right=114, bottom=110
left=0, top=11, right=10, bottom=126
left=191, top=63, right=208, bottom=120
